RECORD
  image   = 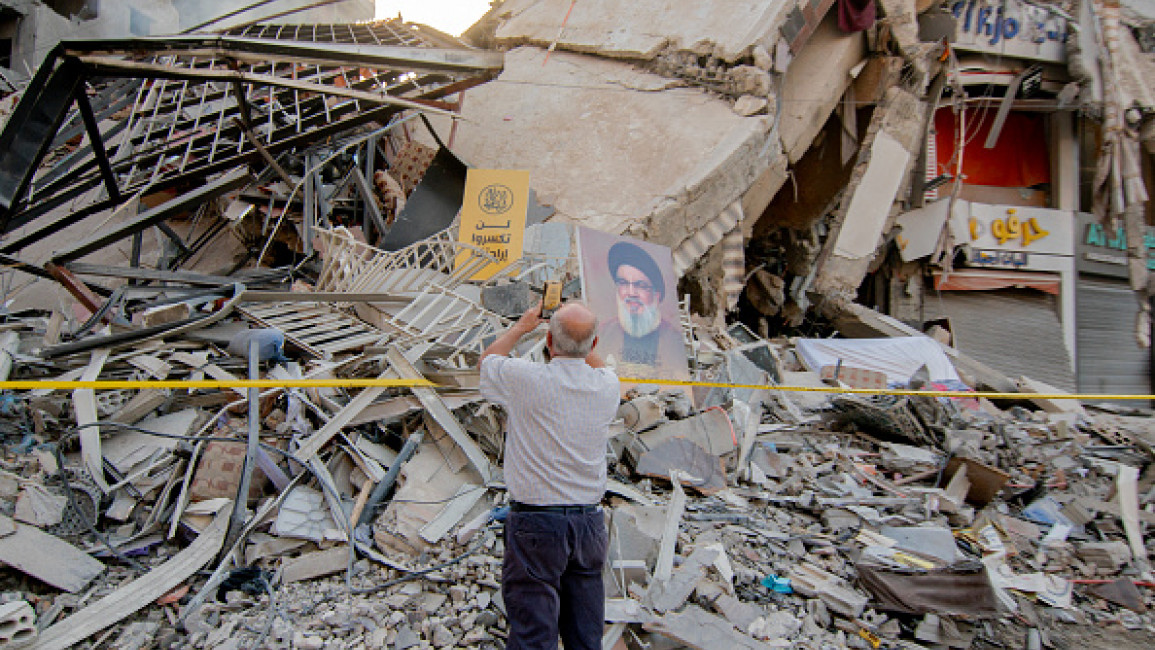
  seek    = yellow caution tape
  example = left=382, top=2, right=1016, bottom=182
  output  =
left=858, top=628, right=881, bottom=649
left=0, top=376, right=1151, bottom=400
left=616, top=377, right=1155, bottom=401
left=0, top=379, right=437, bottom=390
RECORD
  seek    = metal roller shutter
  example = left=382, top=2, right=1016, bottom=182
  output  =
left=923, top=288, right=1077, bottom=392
left=1076, top=278, right=1151, bottom=404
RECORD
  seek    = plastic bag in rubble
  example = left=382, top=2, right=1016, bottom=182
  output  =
left=284, top=392, right=313, bottom=435
left=228, top=328, right=289, bottom=362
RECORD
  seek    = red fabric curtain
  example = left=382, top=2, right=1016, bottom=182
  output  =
left=838, top=0, right=876, bottom=33
left=934, top=108, right=1051, bottom=188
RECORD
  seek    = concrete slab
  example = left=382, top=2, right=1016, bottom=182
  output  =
left=492, top=0, right=793, bottom=62
left=778, top=12, right=866, bottom=164
left=422, top=46, right=773, bottom=254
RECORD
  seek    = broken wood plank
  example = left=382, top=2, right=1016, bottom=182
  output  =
left=292, top=368, right=397, bottom=462
left=281, top=546, right=349, bottom=583
left=348, top=479, right=375, bottom=528
left=0, top=330, right=18, bottom=381
left=242, top=290, right=410, bottom=304
left=202, top=363, right=247, bottom=398
left=419, top=483, right=485, bottom=544
left=35, top=512, right=227, bottom=650
left=1117, top=464, right=1153, bottom=580
left=73, top=347, right=111, bottom=492
left=426, top=412, right=469, bottom=474
left=653, top=476, right=686, bottom=583
left=385, top=347, right=491, bottom=483
left=0, top=522, right=105, bottom=592
left=644, top=605, right=775, bottom=650
left=65, top=262, right=249, bottom=287
left=347, top=392, right=479, bottom=427
left=109, top=390, right=169, bottom=425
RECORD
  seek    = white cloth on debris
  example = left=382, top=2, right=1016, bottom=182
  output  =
left=794, top=337, right=961, bottom=386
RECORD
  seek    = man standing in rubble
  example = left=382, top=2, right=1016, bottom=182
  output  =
left=479, top=301, right=620, bottom=650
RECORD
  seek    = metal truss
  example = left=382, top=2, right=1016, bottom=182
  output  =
left=0, top=19, right=502, bottom=260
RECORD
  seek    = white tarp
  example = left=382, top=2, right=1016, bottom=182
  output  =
left=795, top=337, right=961, bottom=386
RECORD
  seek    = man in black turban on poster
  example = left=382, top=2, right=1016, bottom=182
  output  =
left=596, top=241, right=684, bottom=371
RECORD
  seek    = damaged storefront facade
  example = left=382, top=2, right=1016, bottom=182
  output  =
left=723, top=0, right=1155, bottom=400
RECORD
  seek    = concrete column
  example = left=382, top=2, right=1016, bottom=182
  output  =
left=1051, top=113, right=1079, bottom=211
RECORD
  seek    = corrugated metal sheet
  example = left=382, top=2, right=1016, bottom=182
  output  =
left=721, top=227, right=745, bottom=311
left=673, top=199, right=743, bottom=275
left=1076, top=278, right=1152, bottom=403
left=922, top=288, right=1076, bottom=392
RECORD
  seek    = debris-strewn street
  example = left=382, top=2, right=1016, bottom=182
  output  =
left=0, top=1, right=1151, bottom=649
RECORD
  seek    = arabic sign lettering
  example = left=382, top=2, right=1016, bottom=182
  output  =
left=456, top=169, right=529, bottom=280
left=970, top=248, right=1029, bottom=269
left=1075, top=212, right=1155, bottom=278
left=950, top=204, right=1072, bottom=268
left=950, top=0, right=1067, bottom=63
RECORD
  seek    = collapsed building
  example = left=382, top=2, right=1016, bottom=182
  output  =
left=0, top=0, right=1150, bottom=648
left=444, top=0, right=1155, bottom=398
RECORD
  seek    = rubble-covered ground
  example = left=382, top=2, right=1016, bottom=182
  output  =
left=0, top=281, right=1152, bottom=649
left=0, top=4, right=1150, bottom=648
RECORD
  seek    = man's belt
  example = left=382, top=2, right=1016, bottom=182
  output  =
left=509, top=501, right=599, bottom=514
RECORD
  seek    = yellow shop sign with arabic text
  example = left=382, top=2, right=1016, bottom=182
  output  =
left=456, top=169, right=529, bottom=281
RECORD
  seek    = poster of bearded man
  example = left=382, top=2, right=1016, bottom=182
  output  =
left=576, top=227, right=691, bottom=389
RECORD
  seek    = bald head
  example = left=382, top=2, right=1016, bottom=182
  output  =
left=549, top=302, right=599, bottom=358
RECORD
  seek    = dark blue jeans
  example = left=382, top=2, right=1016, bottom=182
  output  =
left=502, top=509, right=607, bottom=650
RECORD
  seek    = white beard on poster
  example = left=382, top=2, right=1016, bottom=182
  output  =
left=616, top=294, right=661, bottom=339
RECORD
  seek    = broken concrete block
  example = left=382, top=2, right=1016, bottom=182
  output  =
left=0, top=600, right=36, bottom=648
left=788, top=563, right=867, bottom=619
left=272, top=486, right=336, bottom=542
left=749, top=610, right=801, bottom=640
left=821, top=509, right=860, bottom=532
left=634, top=408, right=737, bottom=462
left=644, top=604, right=776, bottom=650
left=480, top=281, right=537, bottom=318
left=820, top=364, right=886, bottom=389
left=940, top=457, right=1010, bottom=507
left=618, top=395, right=666, bottom=432
left=189, top=440, right=268, bottom=502
left=733, top=95, right=768, bottom=116
left=648, top=544, right=721, bottom=613
left=605, top=597, right=654, bottom=624
left=1078, top=541, right=1132, bottom=572
left=133, top=302, right=191, bottom=328
left=1086, top=578, right=1147, bottom=613
left=0, top=522, right=105, bottom=592
left=281, top=547, right=349, bottom=583
left=112, top=621, right=160, bottom=650
left=13, top=484, right=66, bottom=528
left=636, top=438, right=727, bottom=495
left=879, top=526, right=964, bottom=565
left=697, top=580, right=761, bottom=632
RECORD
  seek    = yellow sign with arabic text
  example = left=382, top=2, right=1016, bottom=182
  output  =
left=456, top=169, right=529, bottom=280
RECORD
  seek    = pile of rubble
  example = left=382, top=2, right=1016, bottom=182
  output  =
left=0, top=242, right=1152, bottom=648
left=0, top=6, right=1151, bottom=650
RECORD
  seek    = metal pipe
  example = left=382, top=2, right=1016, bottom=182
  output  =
left=356, top=430, right=425, bottom=528
left=220, top=339, right=263, bottom=561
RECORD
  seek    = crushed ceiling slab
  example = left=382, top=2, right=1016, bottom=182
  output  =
left=492, top=0, right=795, bottom=62
left=421, top=46, right=776, bottom=250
